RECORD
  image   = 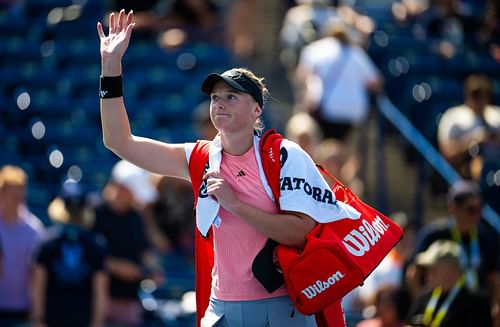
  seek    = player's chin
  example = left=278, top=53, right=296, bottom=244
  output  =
left=212, top=117, right=232, bottom=129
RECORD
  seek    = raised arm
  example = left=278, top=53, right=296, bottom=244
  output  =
left=97, top=10, right=189, bottom=180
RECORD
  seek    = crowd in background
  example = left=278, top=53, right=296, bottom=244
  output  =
left=1, top=0, right=499, bottom=326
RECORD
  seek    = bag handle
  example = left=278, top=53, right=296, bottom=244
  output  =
left=315, top=164, right=356, bottom=203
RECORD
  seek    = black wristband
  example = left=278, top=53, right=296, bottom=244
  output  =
left=99, top=75, right=123, bottom=99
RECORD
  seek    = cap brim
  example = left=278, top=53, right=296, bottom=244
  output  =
left=201, top=73, right=248, bottom=95
left=415, top=252, right=435, bottom=266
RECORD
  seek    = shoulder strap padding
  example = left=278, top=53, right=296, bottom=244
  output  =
left=259, top=129, right=283, bottom=207
left=188, top=140, right=211, bottom=205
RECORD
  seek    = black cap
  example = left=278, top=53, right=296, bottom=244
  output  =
left=201, top=69, right=263, bottom=108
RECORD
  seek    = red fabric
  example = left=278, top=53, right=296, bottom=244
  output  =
left=188, top=140, right=212, bottom=327
left=260, top=129, right=403, bottom=325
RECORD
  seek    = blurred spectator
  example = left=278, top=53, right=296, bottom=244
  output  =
left=294, top=18, right=383, bottom=142
left=106, top=1, right=161, bottom=41
left=280, top=0, right=374, bottom=72
left=91, top=160, right=162, bottom=326
left=193, top=99, right=218, bottom=140
left=409, top=180, right=499, bottom=295
left=314, top=137, right=364, bottom=196
left=156, top=0, right=223, bottom=48
left=285, top=111, right=323, bottom=157
left=224, top=0, right=260, bottom=58
left=356, top=285, right=411, bottom=327
left=148, top=176, right=195, bottom=256
left=31, top=180, right=108, bottom=327
left=106, top=1, right=223, bottom=48
left=0, top=165, right=45, bottom=327
left=413, top=0, right=466, bottom=57
left=407, top=239, right=492, bottom=326
left=481, top=0, right=500, bottom=57
left=437, top=74, right=500, bottom=181
left=280, top=0, right=339, bottom=71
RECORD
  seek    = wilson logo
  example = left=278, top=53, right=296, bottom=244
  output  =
left=268, top=148, right=276, bottom=163
left=342, top=216, right=390, bottom=257
left=301, top=271, right=345, bottom=300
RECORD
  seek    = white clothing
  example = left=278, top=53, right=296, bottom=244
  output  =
left=298, top=37, right=378, bottom=124
left=437, top=104, right=500, bottom=147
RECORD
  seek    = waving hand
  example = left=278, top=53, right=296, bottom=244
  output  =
left=97, top=10, right=134, bottom=75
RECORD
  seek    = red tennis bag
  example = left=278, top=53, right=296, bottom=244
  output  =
left=260, top=129, right=404, bottom=316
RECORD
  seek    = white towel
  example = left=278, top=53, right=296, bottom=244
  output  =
left=279, top=140, right=361, bottom=222
left=194, top=135, right=360, bottom=237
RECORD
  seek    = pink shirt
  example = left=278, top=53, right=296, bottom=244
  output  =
left=212, top=146, right=288, bottom=301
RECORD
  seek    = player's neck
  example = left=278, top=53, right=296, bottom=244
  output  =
left=220, top=131, right=254, bottom=156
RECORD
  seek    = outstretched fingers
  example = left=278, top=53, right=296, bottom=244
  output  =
left=96, top=22, right=105, bottom=39
left=117, top=9, right=125, bottom=33
left=99, top=9, right=133, bottom=39
left=126, top=10, right=134, bottom=26
left=109, top=11, right=116, bottom=34
left=125, top=22, right=135, bottom=40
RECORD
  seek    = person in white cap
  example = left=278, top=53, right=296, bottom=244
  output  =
left=91, top=160, right=160, bottom=326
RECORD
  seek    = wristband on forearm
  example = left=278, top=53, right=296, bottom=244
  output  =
left=99, top=75, right=123, bottom=99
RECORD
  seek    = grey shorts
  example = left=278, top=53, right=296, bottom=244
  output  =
left=201, top=296, right=317, bottom=327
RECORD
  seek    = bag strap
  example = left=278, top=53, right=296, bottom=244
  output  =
left=259, top=129, right=352, bottom=205
left=188, top=140, right=211, bottom=206
left=259, top=129, right=283, bottom=209
left=315, top=164, right=354, bottom=203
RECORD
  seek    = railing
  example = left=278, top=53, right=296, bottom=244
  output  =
left=375, top=94, right=500, bottom=234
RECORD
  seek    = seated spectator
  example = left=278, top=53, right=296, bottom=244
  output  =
left=408, top=180, right=499, bottom=295
left=91, top=160, right=163, bottom=327
left=294, top=18, right=383, bottom=142
left=437, top=74, right=500, bottom=181
left=148, top=176, right=195, bottom=256
left=0, top=165, right=45, bottom=327
left=31, top=180, right=108, bottom=327
left=285, top=111, right=323, bottom=157
left=356, top=285, right=411, bottom=327
left=314, top=137, right=364, bottom=196
left=407, top=239, right=492, bottom=326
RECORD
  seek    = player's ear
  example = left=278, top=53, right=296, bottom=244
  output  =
left=254, top=104, right=262, bottom=117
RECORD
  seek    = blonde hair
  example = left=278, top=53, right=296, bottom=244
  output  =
left=231, top=67, right=269, bottom=134
left=0, top=165, right=27, bottom=190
